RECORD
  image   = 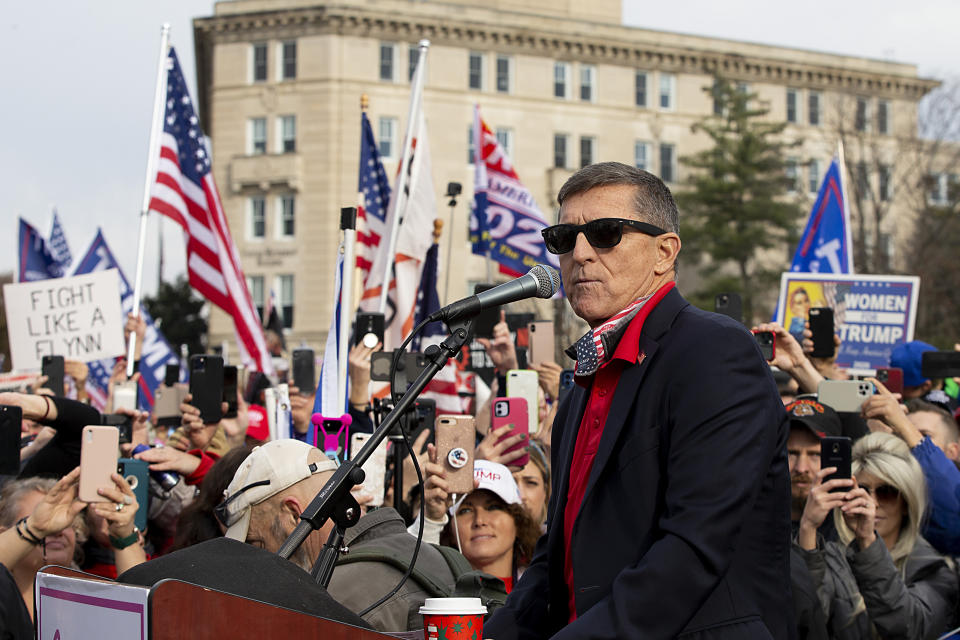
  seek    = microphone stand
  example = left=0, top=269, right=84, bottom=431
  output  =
left=277, top=319, right=473, bottom=588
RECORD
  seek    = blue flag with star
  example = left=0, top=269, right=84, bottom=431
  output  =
left=789, top=158, right=854, bottom=274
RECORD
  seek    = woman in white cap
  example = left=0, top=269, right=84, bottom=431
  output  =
left=437, top=460, right=541, bottom=593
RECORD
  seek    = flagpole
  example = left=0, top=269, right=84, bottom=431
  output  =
left=377, top=39, right=430, bottom=314
left=127, top=23, right=171, bottom=377
left=836, top=140, right=856, bottom=274
left=338, top=208, right=357, bottom=412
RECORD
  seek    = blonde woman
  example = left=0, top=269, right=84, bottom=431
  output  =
left=796, top=432, right=957, bottom=639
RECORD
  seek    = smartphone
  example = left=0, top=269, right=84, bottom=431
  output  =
left=315, top=414, right=351, bottom=463
left=808, top=307, right=835, bottom=358
left=79, top=425, right=120, bottom=503
left=752, top=330, right=776, bottom=362
left=189, top=355, right=224, bottom=423
left=117, top=458, right=150, bottom=531
left=223, top=365, right=239, bottom=419
left=506, top=370, right=539, bottom=426
left=0, top=406, right=22, bottom=475
left=818, top=379, right=875, bottom=413
left=291, top=349, right=316, bottom=395
left=350, top=432, right=388, bottom=507
left=921, top=351, right=960, bottom=380
left=558, top=369, right=575, bottom=404
left=113, top=380, right=138, bottom=413
left=714, top=293, right=743, bottom=324
left=821, top=436, right=852, bottom=493
left=874, top=367, right=904, bottom=395
left=164, top=363, right=180, bottom=387
left=355, top=312, right=385, bottom=348
left=102, top=413, right=133, bottom=445
left=435, top=415, right=476, bottom=494
left=528, top=321, right=555, bottom=369
left=155, top=384, right=186, bottom=427
left=492, top=397, right=530, bottom=468
left=409, top=398, right=437, bottom=445
left=472, top=284, right=500, bottom=339
left=370, top=351, right=393, bottom=382
left=41, top=355, right=65, bottom=397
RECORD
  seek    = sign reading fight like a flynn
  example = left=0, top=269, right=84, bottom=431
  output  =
left=3, top=270, right=126, bottom=370
left=73, top=230, right=179, bottom=410
left=775, top=272, right=920, bottom=373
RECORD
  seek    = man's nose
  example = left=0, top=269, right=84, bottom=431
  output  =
left=795, top=452, right=811, bottom=473
left=570, top=230, right=595, bottom=262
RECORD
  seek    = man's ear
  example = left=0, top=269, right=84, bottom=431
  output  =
left=945, top=441, right=960, bottom=463
left=654, top=234, right=681, bottom=275
left=279, top=495, right=304, bottom=523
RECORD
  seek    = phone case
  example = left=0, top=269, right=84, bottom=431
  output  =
left=315, top=414, right=352, bottom=462
left=808, top=307, right=834, bottom=358
left=528, top=322, right=555, bottom=368
left=189, top=355, right=224, bottom=423
left=79, top=426, right=120, bottom=502
left=118, top=458, right=150, bottom=531
left=223, top=365, right=239, bottom=418
left=42, top=355, right=65, bottom=397
left=102, top=413, right=133, bottom=444
left=714, top=293, right=742, bottom=324
left=113, top=381, right=138, bottom=413
left=355, top=312, right=385, bottom=347
left=506, top=370, right=539, bottom=427
left=874, top=367, right=904, bottom=395
left=752, top=331, right=776, bottom=362
left=435, top=415, right=476, bottom=494
left=155, top=384, right=186, bottom=427
left=492, top=397, right=530, bottom=468
left=0, top=405, right=22, bottom=476
left=821, top=436, right=851, bottom=493
left=291, top=349, right=316, bottom=395
left=921, top=351, right=960, bottom=380
left=817, top=379, right=875, bottom=413
left=350, top=433, right=388, bottom=507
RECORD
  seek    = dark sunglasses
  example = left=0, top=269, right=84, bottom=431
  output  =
left=861, top=483, right=901, bottom=502
left=541, top=218, right=667, bottom=254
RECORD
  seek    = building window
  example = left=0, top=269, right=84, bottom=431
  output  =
left=580, top=136, right=595, bottom=169
left=856, top=162, right=870, bottom=198
left=855, top=97, right=869, bottom=132
left=634, top=141, right=650, bottom=171
left=635, top=71, right=647, bottom=107
left=278, top=195, right=295, bottom=238
left=580, top=65, right=595, bottom=102
left=553, top=134, right=568, bottom=169
left=249, top=196, right=265, bottom=239
left=785, top=158, right=799, bottom=194
left=879, top=164, right=892, bottom=202
left=468, top=52, right=484, bottom=90
left=786, top=88, right=800, bottom=123
left=278, top=115, right=296, bottom=153
left=712, top=80, right=724, bottom=115
left=281, top=41, right=296, bottom=80
left=247, top=275, right=264, bottom=320
left=252, top=43, right=267, bottom=82
left=659, top=73, right=675, bottom=110
left=495, top=127, right=513, bottom=160
left=928, top=173, right=946, bottom=205
left=808, top=159, right=820, bottom=194
left=877, top=100, right=890, bottom=135
left=496, top=55, right=511, bottom=93
left=660, top=143, right=676, bottom=183
left=379, top=43, right=395, bottom=82
left=378, top=117, right=397, bottom=160
left=408, top=44, right=419, bottom=82
left=249, top=118, right=267, bottom=155
left=554, top=62, right=570, bottom=99
left=277, top=275, right=294, bottom=329
left=808, top=92, right=821, bottom=126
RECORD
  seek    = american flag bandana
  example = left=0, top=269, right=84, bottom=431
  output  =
left=570, top=294, right=654, bottom=377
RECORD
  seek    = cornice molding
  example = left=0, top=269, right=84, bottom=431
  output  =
left=194, top=5, right=939, bottom=100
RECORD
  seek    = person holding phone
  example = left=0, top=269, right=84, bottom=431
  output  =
left=795, top=432, right=957, bottom=638
left=486, top=162, right=791, bottom=639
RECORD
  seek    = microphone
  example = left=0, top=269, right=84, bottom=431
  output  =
left=428, top=264, right=561, bottom=324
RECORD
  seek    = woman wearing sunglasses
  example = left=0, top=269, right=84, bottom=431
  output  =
left=796, top=432, right=957, bottom=639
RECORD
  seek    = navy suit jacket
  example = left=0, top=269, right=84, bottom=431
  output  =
left=485, top=289, right=793, bottom=639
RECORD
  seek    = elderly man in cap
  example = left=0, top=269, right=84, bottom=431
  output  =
left=219, top=439, right=459, bottom=632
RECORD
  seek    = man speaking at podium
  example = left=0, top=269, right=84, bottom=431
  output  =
left=485, top=163, right=792, bottom=639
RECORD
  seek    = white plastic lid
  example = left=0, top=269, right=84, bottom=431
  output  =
left=418, top=597, right=487, bottom=615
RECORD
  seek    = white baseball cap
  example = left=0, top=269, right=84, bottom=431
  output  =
left=218, top=439, right=336, bottom=542
left=450, top=459, right=522, bottom=515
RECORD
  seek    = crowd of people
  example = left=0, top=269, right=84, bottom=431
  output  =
left=2, top=162, right=960, bottom=639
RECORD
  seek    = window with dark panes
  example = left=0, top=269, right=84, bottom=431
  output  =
left=580, top=136, right=595, bottom=169
left=252, top=43, right=267, bottom=82
left=660, top=143, right=675, bottom=183
left=379, top=43, right=394, bottom=82
left=496, top=55, right=510, bottom=93
left=580, top=65, right=595, bottom=102
left=877, top=100, right=890, bottom=135
left=281, top=115, right=296, bottom=153
left=554, top=134, right=568, bottom=169
left=282, top=41, right=296, bottom=80
left=279, top=275, right=294, bottom=329
left=554, top=62, right=569, bottom=99
left=635, top=71, right=647, bottom=107
left=808, top=92, right=821, bottom=126
left=248, top=276, right=264, bottom=320
left=879, top=164, right=892, bottom=201
left=855, top=97, right=868, bottom=132
left=469, top=52, right=483, bottom=90
left=280, top=195, right=295, bottom=237
left=786, top=89, right=799, bottom=123
left=250, top=197, right=265, bottom=239
left=408, top=45, right=418, bottom=82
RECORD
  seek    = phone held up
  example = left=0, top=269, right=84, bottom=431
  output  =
left=817, top=379, right=875, bottom=413
left=492, top=397, right=530, bottom=468
left=291, top=349, right=316, bottom=396
left=821, top=436, right=852, bottom=493
left=714, top=293, right=743, bottom=324
left=0, top=406, right=22, bottom=476
left=921, top=351, right=960, bottom=381
left=874, top=367, right=904, bottom=395
left=752, top=330, right=776, bottom=362
left=79, top=426, right=120, bottom=503
left=189, top=355, right=224, bottom=424
left=435, top=415, right=476, bottom=494
left=808, top=307, right=835, bottom=358
left=41, top=355, right=65, bottom=397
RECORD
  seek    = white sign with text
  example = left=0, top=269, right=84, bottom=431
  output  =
left=3, top=270, right=126, bottom=370
left=36, top=570, right=149, bottom=640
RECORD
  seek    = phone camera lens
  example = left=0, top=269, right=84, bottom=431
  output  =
left=832, top=443, right=840, bottom=453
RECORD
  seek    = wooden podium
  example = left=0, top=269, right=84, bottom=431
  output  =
left=36, top=566, right=398, bottom=639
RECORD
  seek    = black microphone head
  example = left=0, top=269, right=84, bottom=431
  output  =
left=529, top=264, right=561, bottom=298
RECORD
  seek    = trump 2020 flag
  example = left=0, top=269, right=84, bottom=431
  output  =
left=18, top=218, right=63, bottom=282
left=469, top=105, right=560, bottom=277
left=789, top=158, right=854, bottom=274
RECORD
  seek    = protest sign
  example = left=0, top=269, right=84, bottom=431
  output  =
left=775, top=272, right=920, bottom=373
left=3, top=270, right=126, bottom=370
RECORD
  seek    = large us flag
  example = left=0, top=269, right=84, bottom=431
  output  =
left=355, top=112, right=392, bottom=286
left=148, top=48, right=273, bottom=373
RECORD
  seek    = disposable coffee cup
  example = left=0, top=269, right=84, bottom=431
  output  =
left=419, top=597, right=486, bottom=640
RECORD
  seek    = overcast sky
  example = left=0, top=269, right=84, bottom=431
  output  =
left=3, top=0, right=957, bottom=291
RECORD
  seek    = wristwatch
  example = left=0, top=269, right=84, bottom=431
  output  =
left=109, top=528, right=140, bottom=550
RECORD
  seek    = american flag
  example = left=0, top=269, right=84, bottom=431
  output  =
left=356, top=112, right=391, bottom=286
left=148, top=48, right=273, bottom=374
left=48, top=211, right=72, bottom=272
